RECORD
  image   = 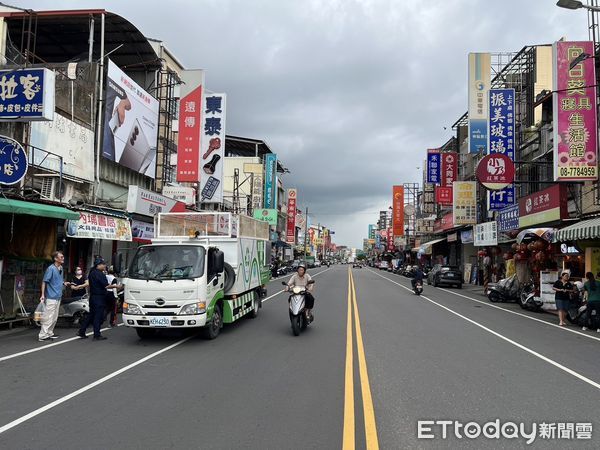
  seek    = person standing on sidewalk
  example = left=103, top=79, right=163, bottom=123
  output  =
left=39, top=251, right=69, bottom=342
left=553, top=270, right=575, bottom=327
left=77, top=257, right=120, bottom=341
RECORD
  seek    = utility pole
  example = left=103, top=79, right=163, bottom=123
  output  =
left=303, top=206, right=308, bottom=266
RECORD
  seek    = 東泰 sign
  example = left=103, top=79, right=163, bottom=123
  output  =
left=0, top=135, right=27, bottom=185
left=476, top=153, right=515, bottom=190
left=0, top=68, right=55, bottom=121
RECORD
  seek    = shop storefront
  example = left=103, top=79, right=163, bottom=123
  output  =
left=0, top=198, right=80, bottom=322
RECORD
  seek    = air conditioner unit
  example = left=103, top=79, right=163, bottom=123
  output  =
left=40, top=177, right=76, bottom=204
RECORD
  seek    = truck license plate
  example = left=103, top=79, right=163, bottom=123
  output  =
left=149, top=317, right=170, bottom=327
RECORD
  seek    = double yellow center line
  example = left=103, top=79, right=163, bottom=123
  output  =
left=343, top=268, right=379, bottom=450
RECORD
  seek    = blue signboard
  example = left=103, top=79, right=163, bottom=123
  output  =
left=488, top=88, right=516, bottom=210
left=0, top=68, right=55, bottom=121
left=426, top=150, right=441, bottom=184
left=264, top=153, right=277, bottom=209
left=497, top=203, right=519, bottom=232
left=0, top=135, right=27, bottom=185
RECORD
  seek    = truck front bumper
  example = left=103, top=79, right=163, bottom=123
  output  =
left=123, top=313, right=207, bottom=328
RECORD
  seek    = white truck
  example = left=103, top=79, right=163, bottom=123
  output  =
left=122, top=212, right=271, bottom=339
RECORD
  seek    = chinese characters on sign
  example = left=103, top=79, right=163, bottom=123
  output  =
left=422, top=183, right=436, bottom=214
left=177, top=85, right=203, bottom=182
left=66, top=213, right=132, bottom=241
left=497, top=203, right=519, bottom=232
left=264, top=153, right=277, bottom=209
left=426, top=149, right=441, bottom=184
left=286, top=189, right=297, bottom=244
left=468, top=53, right=491, bottom=154
left=553, top=41, right=598, bottom=181
left=200, top=93, right=227, bottom=202
left=441, top=152, right=457, bottom=187
left=0, top=135, right=27, bottom=185
left=0, top=68, right=55, bottom=121
left=519, top=184, right=568, bottom=228
left=435, top=186, right=453, bottom=206
left=452, top=181, right=477, bottom=225
left=392, top=185, right=405, bottom=238
left=488, top=88, right=516, bottom=209
left=474, top=221, right=498, bottom=247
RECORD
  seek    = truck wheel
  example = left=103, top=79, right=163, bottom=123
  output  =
left=136, top=328, right=155, bottom=339
left=203, top=305, right=222, bottom=340
left=248, top=291, right=260, bottom=319
left=223, top=263, right=236, bottom=292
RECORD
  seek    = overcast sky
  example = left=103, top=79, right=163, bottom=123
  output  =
left=14, top=0, right=590, bottom=248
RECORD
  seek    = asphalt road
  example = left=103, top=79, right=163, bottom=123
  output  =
left=1, top=265, right=600, bottom=449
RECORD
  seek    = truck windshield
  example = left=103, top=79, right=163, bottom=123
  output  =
left=129, top=245, right=205, bottom=280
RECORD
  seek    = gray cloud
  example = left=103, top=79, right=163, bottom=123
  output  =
left=16, top=0, right=589, bottom=246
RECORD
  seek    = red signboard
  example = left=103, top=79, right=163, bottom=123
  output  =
left=177, top=86, right=203, bottom=182
left=435, top=186, right=453, bottom=206
left=392, top=185, right=404, bottom=237
left=518, top=184, right=568, bottom=227
left=441, top=152, right=458, bottom=187
left=476, top=153, right=515, bottom=190
left=433, top=211, right=454, bottom=234
left=286, top=189, right=297, bottom=243
left=387, top=228, right=394, bottom=251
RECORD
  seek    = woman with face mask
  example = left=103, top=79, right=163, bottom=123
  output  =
left=70, top=266, right=88, bottom=299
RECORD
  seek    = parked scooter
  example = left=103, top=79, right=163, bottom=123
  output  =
left=282, top=280, right=315, bottom=336
left=518, top=278, right=543, bottom=311
left=487, top=274, right=520, bottom=303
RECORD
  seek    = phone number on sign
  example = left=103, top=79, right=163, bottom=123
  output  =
left=558, top=166, right=597, bottom=178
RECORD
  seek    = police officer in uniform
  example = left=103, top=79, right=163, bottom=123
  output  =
left=77, top=257, right=120, bottom=340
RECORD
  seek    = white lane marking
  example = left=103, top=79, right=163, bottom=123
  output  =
left=0, top=324, right=125, bottom=364
left=371, top=269, right=600, bottom=391
left=369, top=268, right=600, bottom=343
left=262, top=267, right=333, bottom=304
left=0, top=335, right=194, bottom=435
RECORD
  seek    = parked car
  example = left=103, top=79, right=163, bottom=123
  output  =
left=378, top=260, right=390, bottom=270
left=427, top=265, right=463, bottom=288
left=314, top=260, right=322, bottom=267
left=353, top=262, right=362, bottom=268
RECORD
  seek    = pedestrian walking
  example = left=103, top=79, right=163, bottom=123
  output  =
left=77, top=257, right=120, bottom=340
left=553, top=270, right=575, bottom=327
left=482, top=252, right=492, bottom=293
left=39, top=250, right=70, bottom=342
left=582, top=272, right=600, bottom=332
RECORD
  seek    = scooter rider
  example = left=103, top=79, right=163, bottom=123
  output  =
left=287, top=263, right=315, bottom=317
left=411, top=264, right=424, bottom=290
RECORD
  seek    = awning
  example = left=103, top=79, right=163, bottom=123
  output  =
left=72, top=205, right=129, bottom=219
left=412, top=237, right=446, bottom=254
left=554, top=218, right=600, bottom=242
left=0, top=198, right=79, bottom=220
left=516, top=228, right=555, bottom=244
left=273, top=240, right=291, bottom=249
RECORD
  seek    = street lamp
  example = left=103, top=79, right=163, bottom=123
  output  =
left=556, top=0, right=600, bottom=12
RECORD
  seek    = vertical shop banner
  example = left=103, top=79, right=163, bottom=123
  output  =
left=474, top=221, right=498, bottom=247
left=387, top=228, right=394, bottom=251
left=177, top=86, right=203, bottom=182
left=264, top=153, right=277, bottom=209
left=468, top=53, right=491, bottom=154
left=453, top=181, right=477, bottom=225
left=199, top=93, right=227, bottom=202
left=392, top=185, right=405, bottom=237
left=487, top=88, right=516, bottom=210
left=441, top=152, right=458, bottom=187
left=553, top=41, right=598, bottom=181
left=102, top=60, right=159, bottom=178
left=286, top=189, right=297, bottom=243
left=368, top=224, right=376, bottom=240
left=422, top=183, right=436, bottom=214
left=426, top=149, right=441, bottom=184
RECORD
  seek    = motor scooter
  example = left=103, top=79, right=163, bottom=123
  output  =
left=282, top=280, right=315, bottom=336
